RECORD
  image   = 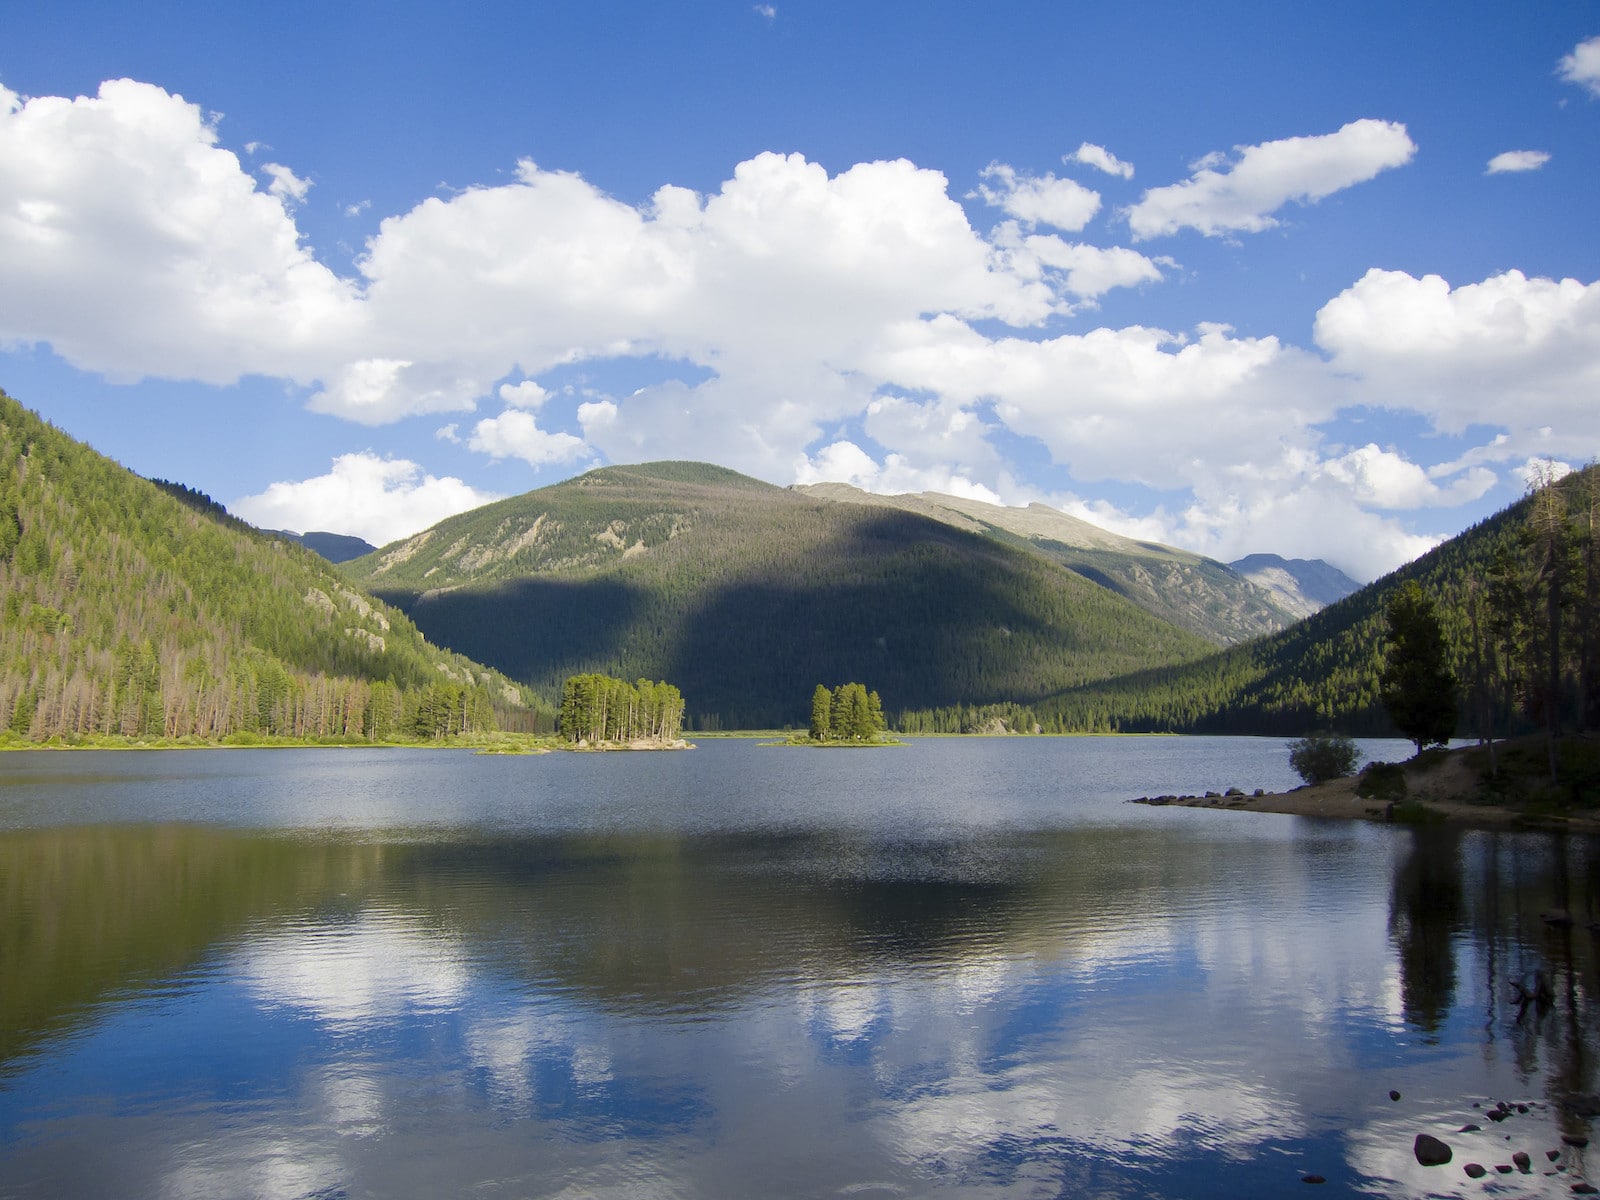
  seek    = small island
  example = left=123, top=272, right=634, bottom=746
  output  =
left=776, top=682, right=902, bottom=746
left=555, top=672, right=692, bottom=750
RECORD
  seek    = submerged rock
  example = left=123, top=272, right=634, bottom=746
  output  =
left=1414, top=1134, right=1453, bottom=1166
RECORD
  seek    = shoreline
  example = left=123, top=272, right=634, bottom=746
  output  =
left=1131, top=741, right=1600, bottom=833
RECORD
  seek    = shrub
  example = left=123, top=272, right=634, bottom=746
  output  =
left=1356, top=761, right=1408, bottom=801
left=1288, top=733, right=1361, bottom=786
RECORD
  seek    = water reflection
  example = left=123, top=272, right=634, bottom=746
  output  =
left=1, top=805, right=1597, bottom=1196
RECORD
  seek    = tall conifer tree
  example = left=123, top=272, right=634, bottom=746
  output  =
left=1379, top=581, right=1457, bottom=755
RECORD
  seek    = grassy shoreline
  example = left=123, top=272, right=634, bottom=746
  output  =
left=1131, top=734, right=1600, bottom=832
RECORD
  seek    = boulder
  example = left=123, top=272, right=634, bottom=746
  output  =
left=1414, top=1134, right=1453, bottom=1166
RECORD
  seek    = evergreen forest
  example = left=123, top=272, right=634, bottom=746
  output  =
left=0, top=391, right=547, bottom=743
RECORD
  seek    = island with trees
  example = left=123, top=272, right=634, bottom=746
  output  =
left=556, top=672, right=689, bottom=749
left=789, top=682, right=898, bottom=746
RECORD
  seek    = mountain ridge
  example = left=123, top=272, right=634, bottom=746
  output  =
left=791, top=481, right=1301, bottom=644
left=342, top=461, right=1218, bottom=727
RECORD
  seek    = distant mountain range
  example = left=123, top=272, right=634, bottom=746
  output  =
left=1226, top=553, right=1359, bottom=620
left=1, top=384, right=1411, bottom=739
left=342, top=462, right=1222, bottom=727
left=276, top=530, right=378, bottom=563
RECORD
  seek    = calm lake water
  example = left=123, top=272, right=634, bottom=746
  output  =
left=1, top=736, right=1596, bottom=1199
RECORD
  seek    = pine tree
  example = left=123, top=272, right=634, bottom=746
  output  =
left=809, top=683, right=832, bottom=741
left=1379, top=580, right=1457, bottom=755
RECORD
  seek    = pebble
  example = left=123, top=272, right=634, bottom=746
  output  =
left=1389, top=1090, right=1401, bottom=1102
left=1463, top=1163, right=1487, bottom=1178
left=1301, top=1174, right=1325, bottom=1185
left=1564, top=1135, right=1591, bottom=1148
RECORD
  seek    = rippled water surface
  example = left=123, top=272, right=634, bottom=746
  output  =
left=1, top=737, right=1597, bottom=1198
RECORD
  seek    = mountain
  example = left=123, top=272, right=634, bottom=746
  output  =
left=0, top=390, right=542, bottom=741
left=1034, top=465, right=1599, bottom=736
left=341, top=462, right=1217, bottom=728
left=278, top=531, right=379, bottom=564
left=1227, top=553, right=1359, bottom=620
left=795, top=483, right=1298, bottom=644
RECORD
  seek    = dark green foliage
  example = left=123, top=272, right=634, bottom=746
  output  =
left=348, top=463, right=1216, bottom=728
left=1288, top=733, right=1360, bottom=785
left=1355, top=761, right=1408, bottom=801
left=558, top=673, right=684, bottom=743
left=1380, top=581, right=1457, bottom=755
left=894, top=701, right=1039, bottom=734
left=809, top=684, right=832, bottom=741
left=809, top=682, right=885, bottom=742
left=0, top=389, right=548, bottom=741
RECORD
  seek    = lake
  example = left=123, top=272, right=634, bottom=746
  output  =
left=1, top=736, right=1596, bottom=1198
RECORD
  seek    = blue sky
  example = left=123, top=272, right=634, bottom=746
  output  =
left=2, top=2, right=1598, bottom=580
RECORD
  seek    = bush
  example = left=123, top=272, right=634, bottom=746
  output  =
left=1356, top=761, right=1408, bottom=801
left=1288, top=733, right=1361, bottom=786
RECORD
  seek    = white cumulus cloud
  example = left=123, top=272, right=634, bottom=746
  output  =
left=467, top=409, right=591, bottom=468
left=0, top=79, right=360, bottom=385
left=1070, top=142, right=1134, bottom=179
left=975, top=163, right=1102, bottom=232
left=231, top=452, right=503, bottom=546
left=1486, top=149, right=1549, bottom=174
left=1126, top=119, right=1416, bottom=240
left=261, top=161, right=311, bottom=204
left=1313, top=268, right=1600, bottom=457
left=1558, top=35, right=1600, bottom=96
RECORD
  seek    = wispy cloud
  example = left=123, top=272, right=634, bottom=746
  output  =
left=1126, top=119, right=1416, bottom=240
left=1070, top=143, right=1134, bottom=180
left=1486, top=149, right=1550, bottom=174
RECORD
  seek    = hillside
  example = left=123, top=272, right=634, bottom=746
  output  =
left=794, top=482, right=1299, bottom=644
left=0, top=390, right=544, bottom=742
left=1034, top=466, right=1599, bottom=736
left=342, top=462, right=1217, bottom=728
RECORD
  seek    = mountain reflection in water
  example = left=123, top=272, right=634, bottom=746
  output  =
left=0, top=739, right=1596, bottom=1199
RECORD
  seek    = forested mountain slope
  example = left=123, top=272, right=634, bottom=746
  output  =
left=342, top=462, right=1217, bottom=728
left=0, top=391, right=542, bottom=741
left=1035, top=466, right=1598, bottom=735
left=794, top=482, right=1298, bottom=644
